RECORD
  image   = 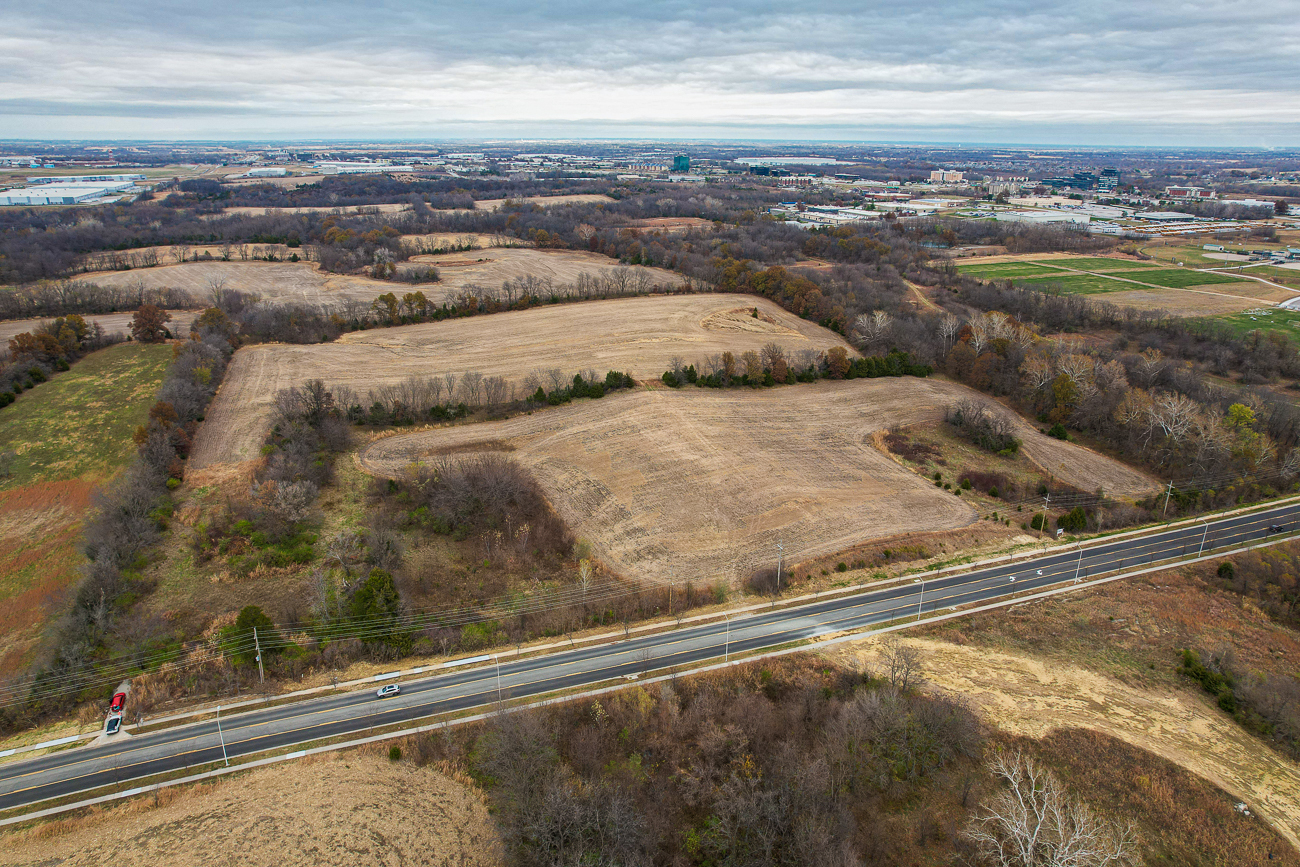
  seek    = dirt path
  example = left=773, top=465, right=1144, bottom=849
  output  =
left=903, top=279, right=942, bottom=312
left=831, top=636, right=1300, bottom=852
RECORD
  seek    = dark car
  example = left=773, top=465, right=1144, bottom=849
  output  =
left=105, top=714, right=122, bottom=736
left=110, top=692, right=126, bottom=714
left=1269, top=524, right=1288, bottom=534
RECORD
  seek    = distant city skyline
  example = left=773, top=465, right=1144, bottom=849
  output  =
left=3, top=1, right=1298, bottom=146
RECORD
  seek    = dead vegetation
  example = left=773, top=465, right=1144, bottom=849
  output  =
left=360, top=379, right=1154, bottom=585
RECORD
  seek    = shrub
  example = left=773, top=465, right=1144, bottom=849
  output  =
left=1046, top=422, right=1069, bottom=440
left=388, top=745, right=403, bottom=762
left=1057, top=506, right=1088, bottom=533
left=1217, top=561, right=1235, bottom=580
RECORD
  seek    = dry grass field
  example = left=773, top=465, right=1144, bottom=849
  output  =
left=400, top=246, right=682, bottom=295
left=218, top=203, right=413, bottom=217
left=615, top=217, right=716, bottom=233
left=357, top=381, right=1157, bottom=584
left=833, top=635, right=1300, bottom=855
left=0, top=311, right=198, bottom=346
left=471, top=193, right=616, bottom=211
left=0, top=751, right=499, bottom=867
left=1101, top=289, right=1272, bottom=315
left=188, top=294, right=847, bottom=467
left=79, top=249, right=678, bottom=309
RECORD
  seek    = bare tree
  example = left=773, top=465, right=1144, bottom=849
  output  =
left=967, top=751, right=1138, bottom=867
left=939, top=313, right=961, bottom=351
left=854, top=310, right=892, bottom=347
left=460, top=370, right=485, bottom=406
left=880, top=636, right=923, bottom=693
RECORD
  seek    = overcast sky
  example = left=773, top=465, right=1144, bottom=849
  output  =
left=3, top=1, right=1298, bottom=145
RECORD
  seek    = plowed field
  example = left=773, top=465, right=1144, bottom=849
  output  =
left=189, top=294, right=848, bottom=468
left=80, top=249, right=678, bottom=309
left=357, top=381, right=1157, bottom=584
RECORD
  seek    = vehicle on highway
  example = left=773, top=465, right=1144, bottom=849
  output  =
left=376, top=683, right=401, bottom=698
left=105, top=714, right=122, bottom=736
left=1269, top=524, right=1288, bottom=534
left=109, top=692, right=126, bottom=714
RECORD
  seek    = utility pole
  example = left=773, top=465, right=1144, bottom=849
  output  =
left=775, top=540, right=784, bottom=595
left=216, top=705, right=229, bottom=767
left=1073, top=540, right=1083, bottom=582
left=916, top=579, right=925, bottom=621
left=1197, top=516, right=1210, bottom=557
left=724, top=613, right=731, bottom=663
left=494, top=654, right=503, bottom=703
left=253, top=627, right=264, bottom=685
left=1162, top=481, right=1174, bottom=517
left=1039, top=493, right=1050, bottom=542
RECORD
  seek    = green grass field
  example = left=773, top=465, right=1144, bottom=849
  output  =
left=1016, top=274, right=1131, bottom=294
left=0, top=342, right=172, bottom=487
left=1211, top=308, right=1300, bottom=340
left=1044, top=257, right=1158, bottom=271
left=954, top=262, right=1062, bottom=278
left=1113, top=268, right=1246, bottom=289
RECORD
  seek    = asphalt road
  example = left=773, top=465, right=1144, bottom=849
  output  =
left=2, top=502, right=1297, bottom=814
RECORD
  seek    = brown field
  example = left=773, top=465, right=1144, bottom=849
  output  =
left=188, top=294, right=848, bottom=468
left=401, top=246, right=682, bottom=295
left=80, top=261, right=396, bottom=308
left=219, top=202, right=413, bottom=217
left=471, top=193, right=616, bottom=211
left=0, top=751, right=499, bottom=867
left=1102, top=289, right=1266, bottom=315
left=79, top=249, right=679, bottom=310
left=615, top=217, right=716, bottom=233
left=0, top=311, right=198, bottom=346
left=834, top=635, right=1300, bottom=853
left=398, top=232, right=515, bottom=249
left=357, top=380, right=1157, bottom=584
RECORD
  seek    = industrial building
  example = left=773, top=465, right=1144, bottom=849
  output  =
left=0, top=183, right=133, bottom=206
left=243, top=167, right=290, bottom=178
left=314, top=161, right=414, bottom=175
left=26, top=174, right=145, bottom=185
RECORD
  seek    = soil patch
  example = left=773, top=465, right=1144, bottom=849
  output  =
left=0, top=752, right=500, bottom=867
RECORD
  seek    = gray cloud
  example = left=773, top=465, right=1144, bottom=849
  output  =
left=1, top=1, right=1297, bottom=143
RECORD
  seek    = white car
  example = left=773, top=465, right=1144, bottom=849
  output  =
left=105, top=713, right=123, bottom=735
left=376, top=684, right=401, bottom=698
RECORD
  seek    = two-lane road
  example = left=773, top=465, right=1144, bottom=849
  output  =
left=2, top=501, right=1297, bottom=814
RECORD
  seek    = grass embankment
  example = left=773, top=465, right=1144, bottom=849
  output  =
left=0, top=343, right=171, bottom=674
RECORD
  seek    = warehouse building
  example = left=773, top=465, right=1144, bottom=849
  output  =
left=0, top=181, right=138, bottom=206
left=26, top=174, right=145, bottom=185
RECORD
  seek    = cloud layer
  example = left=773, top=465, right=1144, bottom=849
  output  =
left=2, top=1, right=1298, bottom=143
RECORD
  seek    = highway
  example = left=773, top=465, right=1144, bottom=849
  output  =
left=1, top=501, right=1297, bottom=814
